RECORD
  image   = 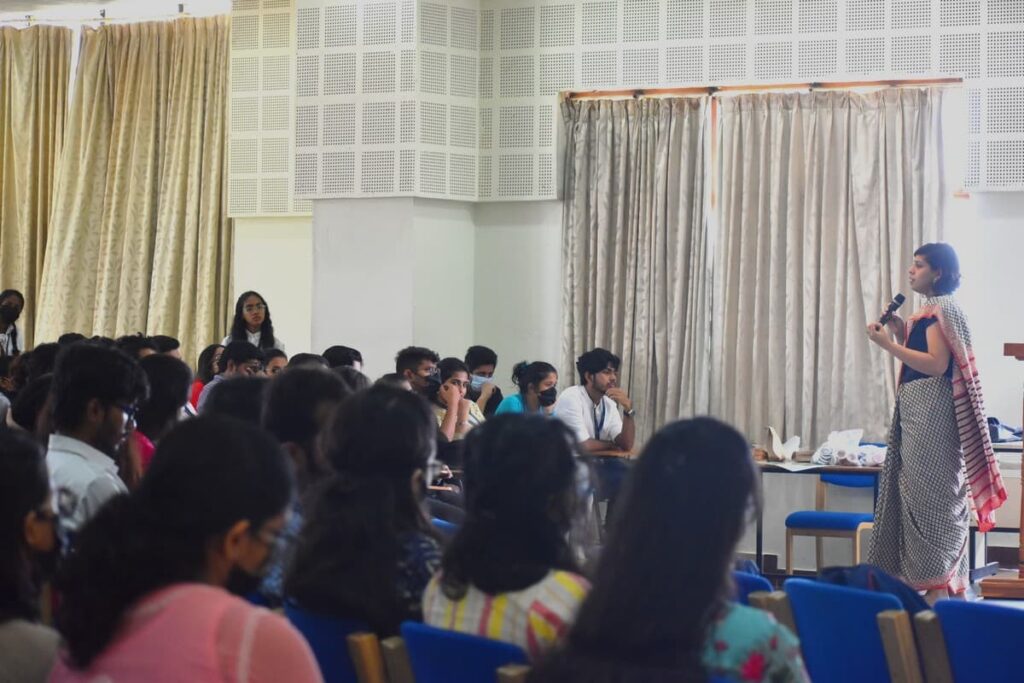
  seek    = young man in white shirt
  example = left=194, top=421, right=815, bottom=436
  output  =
left=554, top=348, right=636, bottom=522
left=196, top=341, right=265, bottom=413
left=47, top=344, right=149, bottom=540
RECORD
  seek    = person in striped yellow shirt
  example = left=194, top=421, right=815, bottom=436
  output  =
left=422, top=415, right=590, bottom=660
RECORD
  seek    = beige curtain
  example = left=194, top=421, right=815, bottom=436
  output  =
left=37, top=16, right=233, bottom=365
left=711, top=89, right=947, bottom=446
left=562, top=97, right=710, bottom=443
left=0, top=25, right=72, bottom=350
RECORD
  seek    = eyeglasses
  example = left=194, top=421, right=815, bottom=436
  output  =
left=116, top=403, right=139, bottom=425
left=243, top=304, right=266, bottom=313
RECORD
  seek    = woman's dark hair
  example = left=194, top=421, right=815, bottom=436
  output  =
left=323, top=345, right=362, bottom=368
left=511, top=361, right=558, bottom=395
left=575, top=348, right=620, bottom=385
left=150, top=335, right=180, bottom=354
left=57, top=333, right=87, bottom=346
left=915, top=242, right=961, bottom=295
left=532, top=418, right=758, bottom=682
left=203, top=376, right=269, bottom=426
left=10, top=374, right=53, bottom=439
left=229, top=291, right=276, bottom=350
left=114, top=334, right=158, bottom=359
left=0, top=430, right=49, bottom=622
left=195, top=344, right=224, bottom=383
left=464, top=345, right=497, bottom=371
left=26, top=343, right=60, bottom=383
left=51, top=344, right=149, bottom=433
left=55, top=417, right=293, bottom=669
left=136, top=355, right=193, bottom=442
left=427, top=357, right=469, bottom=402
left=441, top=415, right=580, bottom=599
left=286, top=386, right=437, bottom=634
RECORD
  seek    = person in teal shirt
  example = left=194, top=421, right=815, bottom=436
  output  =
left=494, top=361, right=558, bottom=416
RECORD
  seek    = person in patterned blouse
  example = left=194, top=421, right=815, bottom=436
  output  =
left=530, top=417, right=809, bottom=683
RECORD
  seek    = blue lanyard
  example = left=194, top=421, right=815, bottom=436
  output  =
left=594, top=401, right=606, bottom=436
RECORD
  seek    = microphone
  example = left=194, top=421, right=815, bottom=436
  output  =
left=878, top=293, right=906, bottom=325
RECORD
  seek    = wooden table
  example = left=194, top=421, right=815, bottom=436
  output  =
left=589, top=448, right=635, bottom=459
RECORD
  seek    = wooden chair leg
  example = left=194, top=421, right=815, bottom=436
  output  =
left=877, top=610, right=923, bottom=683
left=815, top=536, right=823, bottom=573
left=785, top=529, right=795, bottom=575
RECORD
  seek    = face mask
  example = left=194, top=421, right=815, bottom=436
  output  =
left=469, top=374, right=488, bottom=392
left=0, top=306, right=19, bottom=325
left=225, top=565, right=264, bottom=597
left=538, top=387, right=558, bottom=407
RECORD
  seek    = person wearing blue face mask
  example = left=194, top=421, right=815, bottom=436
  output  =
left=495, top=361, right=558, bottom=416
left=464, top=345, right=504, bottom=417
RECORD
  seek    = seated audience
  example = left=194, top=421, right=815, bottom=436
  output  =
left=334, top=365, right=370, bottom=393
left=114, top=334, right=157, bottom=360
left=196, top=341, right=262, bottom=413
left=286, top=386, right=442, bottom=636
left=395, top=346, right=439, bottom=397
left=288, top=353, right=328, bottom=369
left=554, top=348, right=636, bottom=521
left=46, top=344, right=148, bottom=539
left=202, top=376, right=269, bottom=426
left=26, top=343, right=59, bottom=383
left=8, top=374, right=53, bottom=441
left=57, top=333, right=86, bottom=346
left=376, top=372, right=412, bottom=391
left=190, top=343, right=224, bottom=409
left=423, top=415, right=589, bottom=660
left=429, top=358, right=485, bottom=441
left=50, top=417, right=321, bottom=682
left=223, top=291, right=285, bottom=351
left=259, top=367, right=352, bottom=606
left=496, top=361, right=558, bottom=415
left=135, top=355, right=193, bottom=472
left=0, top=431, right=60, bottom=683
left=322, top=345, right=362, bottom=370
left=150, top=335, right=182, bottom=359
left=0, top=357, right=12, bottom=423
left=0, top=289, right=25, bottom=357
left=464, top=345, right=504, bottom=417
left=530, top=418, right=809, bottom=683
left=263, top=348, right=288, bottom=376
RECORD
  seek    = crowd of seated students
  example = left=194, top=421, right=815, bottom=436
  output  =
left=0, top=286, right=816, bottom=683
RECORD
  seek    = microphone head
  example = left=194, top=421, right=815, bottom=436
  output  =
left=893, top=293, right=906, bottom=305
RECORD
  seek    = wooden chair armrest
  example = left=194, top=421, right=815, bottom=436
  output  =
left=380, top=636, right=415, bottom=683
left=877, top=610, right=923, bottom=683
left=346, top=632, right=387, bottom=683
left=913, top=610, right=954, bottom=683
left=749, top=590, right=797, bottom=635
left=497, top=663, right=531, bottom=683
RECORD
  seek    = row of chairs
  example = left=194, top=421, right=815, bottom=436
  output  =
left=287, top=571, right=767, bottom=683
left=749, top=578, right=1023, bottom=682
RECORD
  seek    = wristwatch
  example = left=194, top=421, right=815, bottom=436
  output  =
left=623, top=408, right=636, bottom=418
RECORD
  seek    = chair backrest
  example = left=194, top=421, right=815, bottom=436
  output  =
left=935, top=600, right=1024, bottom=681
left=285, top=602, right=368, bottom=683
left=732, top=571, right=772, bottom=605
left=784, top=578, right=902, bottom=683
left=430, top=517, right=458, bottom=539
left=820, top=473, right=877, bottom=488
left=401, top=621, right=529, bottom=683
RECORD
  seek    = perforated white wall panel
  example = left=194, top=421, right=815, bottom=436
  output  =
left=253, top=0, right=1024, bottom=202
left=230, top=0, right=311, bottom=216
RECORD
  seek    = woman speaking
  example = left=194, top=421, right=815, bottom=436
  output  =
left=866, top=243, right=1006, bottom=602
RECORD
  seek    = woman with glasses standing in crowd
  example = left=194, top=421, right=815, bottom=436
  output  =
left=223, top=291, right=285, bottom=352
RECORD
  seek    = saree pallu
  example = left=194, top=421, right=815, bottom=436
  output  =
left=868, top=375, right=970, bottom=593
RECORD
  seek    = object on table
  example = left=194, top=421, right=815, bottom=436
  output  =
left=988, top=417, right=1023, bottom=444
left=766, top=427, right=800, bottom=461
left=811, top=429, right=886, bottom=467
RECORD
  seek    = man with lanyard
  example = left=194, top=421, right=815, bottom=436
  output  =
left=554, top=348, right=636, bottom=524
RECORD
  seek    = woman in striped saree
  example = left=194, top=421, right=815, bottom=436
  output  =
left=866, top=243, right=1006, bottom=602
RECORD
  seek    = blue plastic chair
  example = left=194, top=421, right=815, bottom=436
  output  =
left=732, top=571, right=772, bottom=605
left=401, top=621, right=528, bottom=683
left=285, top=602, right=368, bottom=683
left=785, top=471, right=877, bottom=573
left=784, top=578, right=901, bottom=683
left=431, top=516, right=458, bottom=539
left=935, top=600, right=1024, bottom=680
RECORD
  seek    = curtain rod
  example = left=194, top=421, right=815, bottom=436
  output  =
left=564, top=77, right=964, bottom=100
left=0, top=4, right=193, bottom=26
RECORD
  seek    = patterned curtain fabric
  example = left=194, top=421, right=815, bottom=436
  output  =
left=561, top=97, right=711, bottom=444
left=0, top=25, right=72, bottom=351
left=36, top=16, right=233, bottom=366
left=711, top=89, right=947, bottom=445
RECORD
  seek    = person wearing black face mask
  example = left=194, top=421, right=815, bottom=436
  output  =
left=0, top=290, right=25, bottom=358
left=0, top=430, right=61, bottom=683
left=495, top=361, right=559, bottom=416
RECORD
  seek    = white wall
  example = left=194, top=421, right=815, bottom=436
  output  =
left=473, top=201, right=563, bottom=394
left=232, top=216, right=313, bottom=354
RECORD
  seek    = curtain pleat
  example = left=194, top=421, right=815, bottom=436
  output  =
left=0, top=25, right=72, bottom=351
left=561, top=97, right=710, bottom=444
left=36, top=16, right=232, bottom=365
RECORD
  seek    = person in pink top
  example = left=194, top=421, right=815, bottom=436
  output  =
left=49, top=417, right=323, bottom=683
